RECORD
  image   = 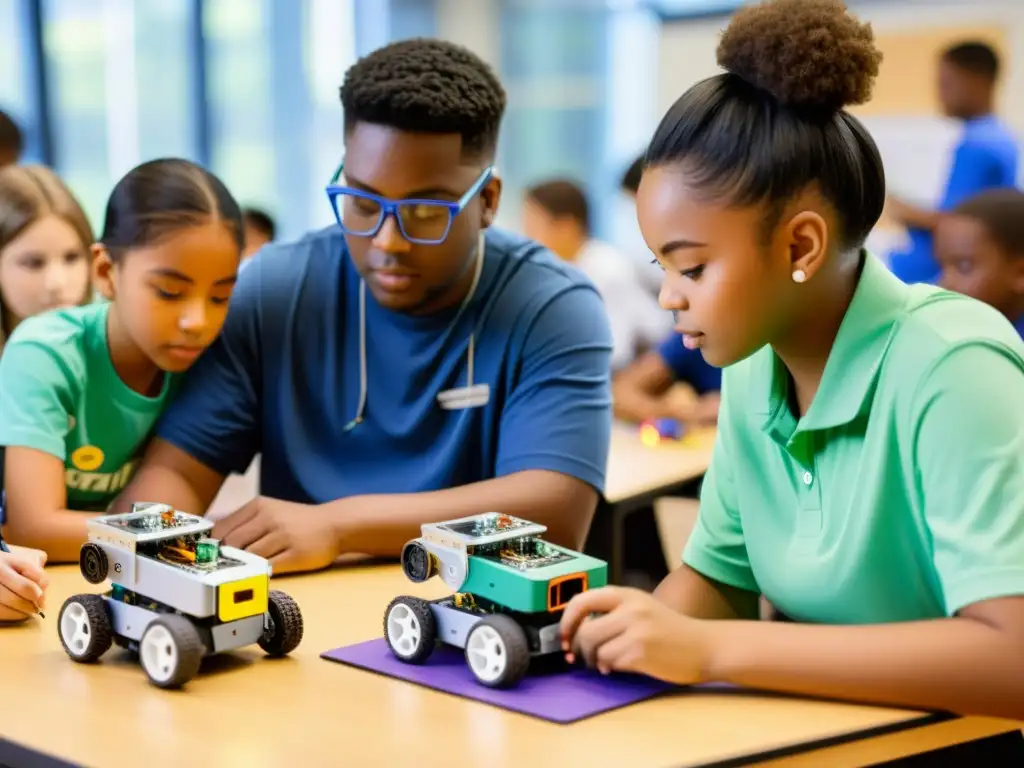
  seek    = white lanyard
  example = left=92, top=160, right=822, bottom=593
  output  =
left=343, top=231, right=489, bottom=432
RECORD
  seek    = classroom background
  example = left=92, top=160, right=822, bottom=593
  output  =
left=3, top=1, right=1024, bottom=765
left=4, top=0, right=1022, bottom=265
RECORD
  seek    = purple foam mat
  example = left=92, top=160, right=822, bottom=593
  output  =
left=321, top=637, right=677, bottom=723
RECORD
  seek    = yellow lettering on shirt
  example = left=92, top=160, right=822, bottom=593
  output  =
left=65, top=460, right=138, bottom=494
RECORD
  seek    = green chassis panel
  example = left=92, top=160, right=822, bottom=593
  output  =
left=460, top=545, right=608, bottom=614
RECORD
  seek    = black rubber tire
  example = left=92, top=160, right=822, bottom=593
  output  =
left=258, top=590, right=304, bottom=657
left=79, top=543, right=108, bottom=584
left=139, top=614, right=205, bottom=689
left=383, top=595, right=436, bottom=664
left=465, top=613, right=531, bottom=689
left=57, top=594, right=113, bottom=663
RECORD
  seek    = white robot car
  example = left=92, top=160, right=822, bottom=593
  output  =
left=58, top=503, right=303, bottom=689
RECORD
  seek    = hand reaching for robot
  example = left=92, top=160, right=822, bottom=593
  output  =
left=558, top=585, right=716, bottom=685
left=0, top=547, right=48, bottom=623
left=212, top=497, right=340, bottom=575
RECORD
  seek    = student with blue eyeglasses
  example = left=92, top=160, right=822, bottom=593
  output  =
left=114, top=38, right=615, bottom=575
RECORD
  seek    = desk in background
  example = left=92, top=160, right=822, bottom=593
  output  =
left=3, top=565, right=1019, bottom=768
left=591, top=421, right=715, bottom=584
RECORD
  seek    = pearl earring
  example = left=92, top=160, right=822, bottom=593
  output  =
left=792, top=269, right=806, bottom=283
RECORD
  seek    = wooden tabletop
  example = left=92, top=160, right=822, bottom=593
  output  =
left=2, top=564, right=1017, bottom=768
left=604, top=422, right=715, bottom=505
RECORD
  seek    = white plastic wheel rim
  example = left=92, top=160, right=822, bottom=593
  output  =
left=140, top=625, right=178, bottom=684
left=60, top=602, right=92, bottom=658
left=387, top=603, right=422, bottom=658
left=466, top=625, right=506, bottom=683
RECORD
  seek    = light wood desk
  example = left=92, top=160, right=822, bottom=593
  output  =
left=596, top=423, right=715, bottom=582
left=605, top=422, right=714, bottom=505
left=2, top=565, right=1019, bottom=768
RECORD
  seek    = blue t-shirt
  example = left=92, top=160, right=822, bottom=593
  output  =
left=655, top=332, right=721, bottom=395
left=155, top=226, right=614, bottom=503
left=890, top=115, right=1020, bottom=284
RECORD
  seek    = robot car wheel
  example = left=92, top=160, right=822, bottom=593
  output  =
left=138, top=614, right=205, bottom=689
left=258, top=590, right=304, bottom=657
left=464, top=613, right=530, bottom=689
left=58, top=594, right=113, bottom=663
left=384, top=595, right=436, bottom=664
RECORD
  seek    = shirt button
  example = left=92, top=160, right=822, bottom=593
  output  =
left=803, top=471, right=813, bottom=486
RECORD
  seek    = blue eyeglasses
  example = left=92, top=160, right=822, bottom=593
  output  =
left=325, top=161, right=494, bottom=245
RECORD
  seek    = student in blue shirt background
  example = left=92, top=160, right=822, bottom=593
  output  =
left=887, top=41, right=1020, bottom=284
left=115, top=38, right=614, bottom=574
left=612, top=330, right=720, bottom=426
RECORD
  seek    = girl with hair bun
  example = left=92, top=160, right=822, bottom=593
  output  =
left=559, top=0, right=1024, bottom=720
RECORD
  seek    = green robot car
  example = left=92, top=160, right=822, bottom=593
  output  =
left=384, top=512, right=608, bottom=688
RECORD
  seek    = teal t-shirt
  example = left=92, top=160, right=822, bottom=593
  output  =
left=0, top=302, right=179, bottom=511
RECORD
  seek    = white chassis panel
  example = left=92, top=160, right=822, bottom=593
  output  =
left=106, top=597, right=266, bottom=654
left=428, top=601, right=561, bottom=656
left=90, top=541, right=270, bottom=619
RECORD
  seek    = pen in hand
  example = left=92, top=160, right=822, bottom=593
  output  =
left=0, top=535, right=46, bottom=618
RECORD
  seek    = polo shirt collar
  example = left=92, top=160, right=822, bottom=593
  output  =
left=754, top=252, right=909, bottom=439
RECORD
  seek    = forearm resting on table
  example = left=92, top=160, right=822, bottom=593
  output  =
left=4, top=508, right=99, bottom=563
left=332, top=469, right=597, bottom=558
left=706, top=602, right=1024, bottom=720
left=654, top=563, right=760, bottom=620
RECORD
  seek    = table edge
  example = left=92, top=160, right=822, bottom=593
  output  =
left=0, top=712, right=955, bottom=768
left=0, top=737, right=85, bottom=768
left=682, top=711, right=955, bottom=768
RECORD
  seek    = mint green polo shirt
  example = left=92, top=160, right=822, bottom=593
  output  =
left=683, top=253, right=1024, bottom=623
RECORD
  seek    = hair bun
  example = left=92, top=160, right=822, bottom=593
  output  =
left=716, top=0, right=882, bottom=112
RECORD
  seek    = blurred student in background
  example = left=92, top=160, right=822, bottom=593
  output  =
left=0, top=165, right=93, bottom=355
left=523, top=178, right=670, bottom=369
left=242, top=206, right=276, bottom=259
left=612, top=330, right=721, bottom=426
left=0, top=110, right=22, bottom=167
left=887, top=41, right=1019, bottom=284
left=937, top=187, right=1024, bottom=337
left=0, top=163, right=92, bottom=620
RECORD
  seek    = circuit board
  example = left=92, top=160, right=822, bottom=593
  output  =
left=136, top=536, right=244, bottom=573
left=151, top=551, right=247, bottom=575
left=439, top=512, right=536, bottom=539
left=106, top=511, right=196, bottom=532
left=472, top=536, right=573, bottom=570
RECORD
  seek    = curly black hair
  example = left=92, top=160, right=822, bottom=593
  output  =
left=647, top=0, right=885, bottom=250
left=339, top=38, right=507, bottom=161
